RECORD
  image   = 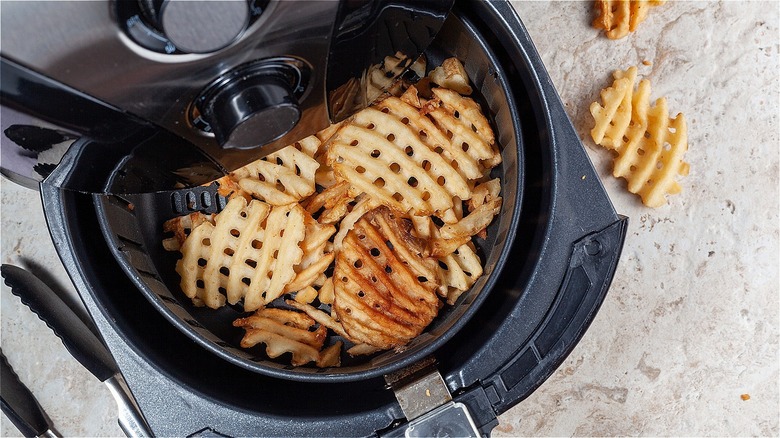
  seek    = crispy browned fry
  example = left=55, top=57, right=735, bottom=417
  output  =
left=162, top=212, right=215, bottom=252
left=429, top=58, right=472, bottom=95
left=233, top=307, right=327, bottom=366
left=333, top=206, right=441, bottom=350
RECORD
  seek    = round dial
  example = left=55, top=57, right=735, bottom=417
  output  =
left=141, top=0, right=250, bottom=53
left=197, top=71, right=301, bottom=150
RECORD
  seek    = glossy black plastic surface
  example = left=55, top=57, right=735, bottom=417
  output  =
left=197, top=60, right=304, bottom=149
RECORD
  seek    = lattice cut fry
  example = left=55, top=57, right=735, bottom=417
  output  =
left=590, top=66, right=689, bottom=207
left=439, top=243, right=483, bottom=305
left=285, top=214, right=336, bottom=293
left=233, top=307, right=327, bottom=366
left=429, top=58, right=472, bottom=95
left=173, top=197, right=308, bottom=310
left=427, top=88, right=501, bottom=171
left=439, top=197, right=502, bottom=240
left=593, top=0, right=666, bottom=39
left=230, top=137, right=321, bottom=206
left=333, top=206, right=441, bottom=349
left=163, top=212, right=215, bottom=252
left=327, top=105, right=471, bottom=216
left=590, top=67, right=638, bottom=150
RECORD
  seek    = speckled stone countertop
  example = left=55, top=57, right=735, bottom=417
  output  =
left=1, top=1, right=778, bottom=436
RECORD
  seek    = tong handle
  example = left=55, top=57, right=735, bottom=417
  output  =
left=0, top=265, right=117, bottom=382
left=0, top=351, right=57, bottom=437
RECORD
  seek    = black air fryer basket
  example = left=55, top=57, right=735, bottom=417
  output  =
left=94, top=12, right=523, bottom=383
left=40, top=1, right=627, bottom=436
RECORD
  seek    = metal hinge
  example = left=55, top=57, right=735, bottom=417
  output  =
left=382, top=357, right=480, bottom=437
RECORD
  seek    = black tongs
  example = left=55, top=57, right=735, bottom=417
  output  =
left=0, top=265, right=152, bottom=437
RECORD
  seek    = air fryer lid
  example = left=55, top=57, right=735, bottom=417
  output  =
left=94, top=10, right=524, bottom=383
left=40, top=1, right=627, bottom=436
left=1, top=1, right=456, bottom=196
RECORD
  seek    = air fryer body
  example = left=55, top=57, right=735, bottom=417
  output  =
left=36, top=1, right=627, bottom=436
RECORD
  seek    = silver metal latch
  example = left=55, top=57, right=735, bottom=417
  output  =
left=384, top=358, right=480, bottom=437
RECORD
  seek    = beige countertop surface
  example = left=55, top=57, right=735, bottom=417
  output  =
left=1, top=1, right=778, bottom=436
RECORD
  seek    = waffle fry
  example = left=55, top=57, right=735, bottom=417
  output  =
left=174, top=197, right=308, bottom=310
left=162, top=211, right=215, bottom=252
left=333, top=206, right=441, bottom=350
left=590, top=66, right=689, bottom=207
left=439, top=243, right=483, bottom=305
left=284, top=214, right=336, bottom=293
left=229, top=136, right=321, bottom=206
left=233, top=308, right=327, bottom=366
left=327, top=107, right=470, bottom=216
left=429, top=58, right=472, bottom=95
left=593, top=0, right=666, bottom=39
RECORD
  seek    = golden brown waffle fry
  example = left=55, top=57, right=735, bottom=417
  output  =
left=438, top=243, right=483, bottom=305
left=162, top=212, right=215, bottom=252
left=285, top=215, right=336, bottom=294
left=175, top=197, right=308, bottom=310
left=230, top=136, right=320, bottom=206
left=590, top=66, right=689, bottom=207
left=233, top=307, right=327, bottom=366
left=333, top=206, right=441, bottom=350
left=327, top=103, right=472, bottom=216
left=440, top=197, right=502, bottom=240
left=593, top=0, right=666, bottom=39
left=591, top=67, right=637, bottom=150
left=429, top=58, right=472, bottom=95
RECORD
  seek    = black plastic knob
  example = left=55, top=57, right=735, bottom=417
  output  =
left=198, top=72, right=301, bottom=150
left=143, top=0, right=250, bottom=53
